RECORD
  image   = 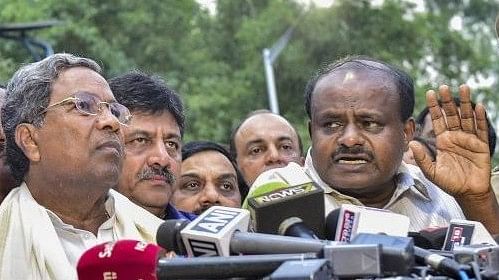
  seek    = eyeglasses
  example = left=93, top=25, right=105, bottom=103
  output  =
left=41, top=92, right=132, bottom=126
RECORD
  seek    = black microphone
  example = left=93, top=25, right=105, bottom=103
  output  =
left=352, top=232, right=465, bottom=278
left=408, top=227, right=447, bottom=250
left=156, top=253, right=318, bottom=279
left=156, top=219, right=189, bottom=254
left=278, top=217, right=320, bottom=239
left=156, top=206, right=327, bottom=257
left=247, top=182, right=325, bottom=239
left=325, top=208, right=340, bottom=240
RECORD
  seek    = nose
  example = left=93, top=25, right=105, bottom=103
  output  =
left=337, top=123, right=365, bottom=147
left=147, top=141, right=174, bottom=168
left=264, top=145, right=284, bottom=165
left=95, top=104, right=121, bottom=132
left=200, top=183, right=220, bottom=206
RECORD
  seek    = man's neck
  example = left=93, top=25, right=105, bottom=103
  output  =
left=338, top=178, right=398, bottom=209
left=25, top=175, right=111, bottom=235
left=143, top=204, right=166, bottom=219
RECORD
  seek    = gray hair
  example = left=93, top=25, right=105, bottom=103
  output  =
left=2, top=53, right=102, bottom=183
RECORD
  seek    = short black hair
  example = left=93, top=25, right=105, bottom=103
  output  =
left=182, top=140, right=249, bottom=201
left=304, top=55, right=414, bottom=122
left=109, top=71, right=185, bottom=136
left=415, top=97, right=497, bottom=157
left=228, top=109, right=303, bottom=159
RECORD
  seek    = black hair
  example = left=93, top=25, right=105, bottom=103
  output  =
left=109, top=71, right=185, bottom=136
left=304, top=55, right=415, bottom=122
left=415, top=97, right=496, bottom=157
left=228, top=109, right=303, bottom=159
left=182, top=140, right=249, bottom=201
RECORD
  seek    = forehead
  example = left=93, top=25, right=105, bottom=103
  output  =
left=311, top=67, right=400, bottom=115
left=182, top=150, right=236, bottom=174
left=50, top=67, right=112, bottom=101
left=236, top=114, right=298, bottom=144
left=125, top=111, right=180, bottom=135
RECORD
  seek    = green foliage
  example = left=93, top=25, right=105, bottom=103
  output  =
left=1, top=0, right=498, bottom=162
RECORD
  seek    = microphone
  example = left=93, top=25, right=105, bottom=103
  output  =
left=350, top=233, right=414, bottom=276
left=278, top=217, right=320, bottom=239
left=156, top=206, right=327, bottom=257
left=156, top=219, right=190, bottom=254
left=326, top=204, right=410, bottom=242
left=443, top=219, right=498, bottom=251
left=408, top=227, right=447, bottom=250
left=77, top=239, right=161, bottom=280
left=352, top=233, right=465, bottom=278
left=242, top=162, right=313, bottom=209
left=453, top=244, right=499, bottom=272
left=156, top=253, right=317, bottom=279
left=247, top=182, right=325, bottom=239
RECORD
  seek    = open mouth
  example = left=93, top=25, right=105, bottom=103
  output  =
left=337, top=159, right=368, bottom=164
left=333, top=154, right=372, bottom=165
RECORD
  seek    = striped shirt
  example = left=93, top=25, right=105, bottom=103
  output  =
left=304, top=149, right=465, bottom=232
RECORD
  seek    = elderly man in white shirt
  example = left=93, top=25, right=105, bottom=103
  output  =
left=0, top=53, right=163, bottom=280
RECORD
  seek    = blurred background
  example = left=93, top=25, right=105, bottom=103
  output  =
left=1, top=0, right=498, bottom=162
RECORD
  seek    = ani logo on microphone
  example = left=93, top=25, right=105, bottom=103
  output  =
left=187, top=207, right=243, bottom=257
left=191, top=208, right=241, bottom=233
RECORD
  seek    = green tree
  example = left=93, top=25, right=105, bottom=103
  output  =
left=1, top=0, right=498, bottom=162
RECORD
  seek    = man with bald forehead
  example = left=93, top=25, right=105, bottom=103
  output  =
left=302, top=56, right=499, bottom=233
left=230, top=110, right=305, bottom=186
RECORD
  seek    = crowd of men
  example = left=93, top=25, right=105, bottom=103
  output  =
left=0, top=53, right=498, bottom=279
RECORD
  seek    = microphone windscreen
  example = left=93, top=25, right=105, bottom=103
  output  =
left=77, top=239, right=160, bottom=280
left=242, top=181, right=289, bottom=209
left=418, top=227, right=447, bottom=250
left=156, top=219, right=190, bottom=254
left=325, top=208, right=340, bottom=240
left=242, top=162, right=313, bottom=209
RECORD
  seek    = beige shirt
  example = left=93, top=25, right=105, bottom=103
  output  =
left=304, top=149, right=465, bottom=231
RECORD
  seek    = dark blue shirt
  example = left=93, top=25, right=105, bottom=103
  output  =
left=164, top=204, right=197, bottom=221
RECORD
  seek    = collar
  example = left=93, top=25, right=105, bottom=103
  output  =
left=304, top=148, right=432, bottom=206
left=46, top=193, right=116, bottom=231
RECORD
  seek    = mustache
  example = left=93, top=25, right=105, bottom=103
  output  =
left=332, top=146, right=374, bottom=159
left=137, top=166, right=176, bottom=185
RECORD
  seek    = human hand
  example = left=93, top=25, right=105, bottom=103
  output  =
left=409, top=84, right=491, bottom=197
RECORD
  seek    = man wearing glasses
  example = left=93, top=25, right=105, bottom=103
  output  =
left=0, top=53, right=163, bottom=279
left=0, top=86, right=16, bottom=203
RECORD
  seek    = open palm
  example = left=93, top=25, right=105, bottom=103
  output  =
left=410, top=85, right=491, bottom=197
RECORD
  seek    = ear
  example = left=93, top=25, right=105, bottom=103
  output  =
left=15, top=123, right=41, bottom=162
left=403, top=118, right=416, bottom=148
